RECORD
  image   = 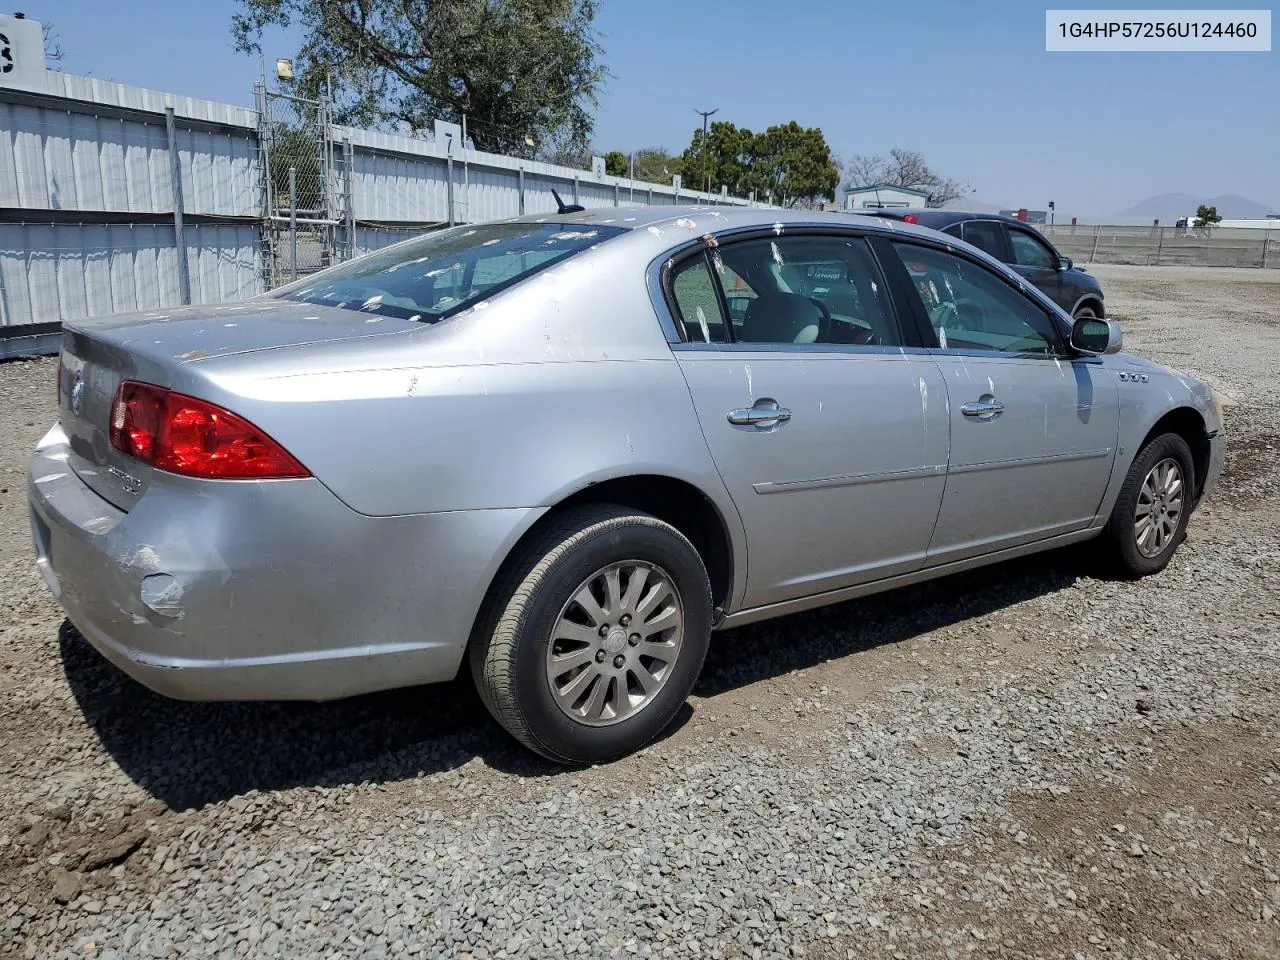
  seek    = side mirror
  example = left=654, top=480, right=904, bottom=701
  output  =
left=1070, top=316, right=1123, bottom=355
left=1057, top=256, right=1074, bottom=271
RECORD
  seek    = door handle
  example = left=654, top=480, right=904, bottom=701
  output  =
left=727, top=398, right=792, bottom=427
left=960, top=396, right=1004, bottom=419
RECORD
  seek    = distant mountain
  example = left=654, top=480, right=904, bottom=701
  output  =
left=1113, top=192, right=1277, bottom=221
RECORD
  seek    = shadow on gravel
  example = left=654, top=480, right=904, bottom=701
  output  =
left=61, top=547, right=1089, bottom=810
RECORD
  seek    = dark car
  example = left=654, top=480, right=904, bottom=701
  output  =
left=866, top=210, right=1105, bottom=320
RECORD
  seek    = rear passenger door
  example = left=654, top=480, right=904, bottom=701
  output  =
left=961, top=220, right=1011, bottom=262
left=664, top=230, right=950, bottom=608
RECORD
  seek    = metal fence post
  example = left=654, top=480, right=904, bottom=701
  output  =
left=613, top=182, right=619, bottom=207
left=164, top=107, right=192, bottom=305
left=572, top=176, right=579, bottom=206
left=1089, top=224, right=1101, bottom=264
left=518, top=168, right=525, bottom=216
left=289, top=166, right=298, bottom=281
left=446, top=154, right=455, bottom=227
left=1263, top=228, right=1273, bottom=269
left=1154, top=227, right=1164, bottom=266
left=343, top=138, right=354, bottom=259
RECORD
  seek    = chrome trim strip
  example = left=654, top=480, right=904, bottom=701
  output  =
left=949, top=447, right=1112, bottom=475
left=671, top=342, right=927, bottom=357
left=753, top=463, right=945, bottom=495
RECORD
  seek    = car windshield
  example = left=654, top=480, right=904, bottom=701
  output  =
left=273, top=222, right=624, bottom=321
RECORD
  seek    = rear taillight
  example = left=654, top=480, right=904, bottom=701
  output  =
left=109, top=381, right=309, bottom=479
left=903, top=214, right=920, bottom=224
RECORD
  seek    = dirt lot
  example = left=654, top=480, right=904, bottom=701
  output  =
left=1, top=264, right=1277, bottom=960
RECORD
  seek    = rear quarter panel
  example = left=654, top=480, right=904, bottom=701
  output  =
left=180, top=229, right=750, bottom=606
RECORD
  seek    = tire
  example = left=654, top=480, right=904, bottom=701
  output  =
left=1073, top=304, right=1098, bottom=321
left=469, top=504, right=713, bottom=764
left=1100, top=432, right=1195, bottom=578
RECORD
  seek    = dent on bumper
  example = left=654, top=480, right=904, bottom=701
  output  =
left=28, top=424, right=541, bottom=701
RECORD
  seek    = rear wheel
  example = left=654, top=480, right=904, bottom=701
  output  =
left=1100, top=432, right=1194, bottom=578
left=470, top=505, right=712, bottom=764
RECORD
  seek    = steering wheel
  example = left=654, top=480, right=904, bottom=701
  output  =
left=806, top=297, right=834, bottom=342
left=953, top=297, right=989, bottom=331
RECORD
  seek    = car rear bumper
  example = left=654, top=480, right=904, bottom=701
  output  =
left=28, top=423, right=540, bottom=701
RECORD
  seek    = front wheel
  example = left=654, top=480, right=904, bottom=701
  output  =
left=469, top=505, right=712, bottom=764
left=1100, top=432, right=1195, bottom=578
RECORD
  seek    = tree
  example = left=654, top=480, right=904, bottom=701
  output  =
left=844, top=147, right=969, bottom=208
left=232, top=0, right=605, bottom=158
left=603, top=150, right=628, bottom=177
left=676, top=121, right=838, bottom=204
left=744, top=122, right=840, bottom=208
left=628, top=147, right=681, bottom=185
left=1193, top=204, right=1222, bottom=229
left=679, top=121, right=755, bottom=197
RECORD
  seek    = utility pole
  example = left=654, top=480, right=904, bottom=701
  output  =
left=694, top=107, right=718, bottom=195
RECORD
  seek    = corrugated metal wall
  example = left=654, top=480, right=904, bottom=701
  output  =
left=1, top=73, right=762, bottom=333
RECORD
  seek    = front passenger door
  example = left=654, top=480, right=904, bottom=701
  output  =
left=1007, top=227, right=1066, bottom=311
left=887, top=242, right=1119, bottom=564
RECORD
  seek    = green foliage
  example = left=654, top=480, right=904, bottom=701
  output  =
left=267, top=125, right=324, bottom=210
left=232, top=0, right=605, bottom=159
left=603, top=150, right=628, bottom=177
left=679, top=121, right=839, bottom=205
left=630, top=147, right=681, bottom=185
left=680, top=121, right=755, bottom=196
left=1193, top=204, right=1223, bottom=228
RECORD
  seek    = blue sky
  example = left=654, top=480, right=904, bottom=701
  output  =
left=26, top=0, right=1278, bottom=216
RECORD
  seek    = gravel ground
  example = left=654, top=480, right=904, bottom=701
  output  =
left=1, top=263, right=1277, bottom=960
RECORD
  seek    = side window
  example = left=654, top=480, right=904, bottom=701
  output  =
left=941, top=223, right=963, bottom=240
left=961, top=221, right=1007, bottom=260
left=1008, top=229, right=1057, bottom=270
left=708, top=235, right=902, bottom=346
left=891, top=243, right=1063, bottom=356
left=670, top=256, right=726, bottom=343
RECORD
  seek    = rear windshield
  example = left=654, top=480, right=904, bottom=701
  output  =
left=273, top=221, right=624, bottom=321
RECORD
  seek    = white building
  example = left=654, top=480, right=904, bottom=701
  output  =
left=842, top=184, right=930, bottom=212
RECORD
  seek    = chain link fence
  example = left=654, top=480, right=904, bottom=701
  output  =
left=1041, top=224, right=1279, bottom=269
left=257, top=87, right=340, bottom=286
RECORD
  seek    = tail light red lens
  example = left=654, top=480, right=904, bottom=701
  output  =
left=109, top=381, right=309, bottom=479
left=903, top=214, right=920, bottom=224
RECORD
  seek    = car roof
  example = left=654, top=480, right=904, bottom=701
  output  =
left=495, top=203, right=959, bottom=241
left=867, top=209, right=1044, bottom=229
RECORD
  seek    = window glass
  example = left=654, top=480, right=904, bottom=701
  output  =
left=1009, top=230, right=1057, bottom=269
left=670, top=256, right=726, bottom=343
left=707, top=235, right=902, bottom=346
left=961, top=221, right=1006, bottom=259
left=892, top=243, right=1062, bottom=355
left=941, top=223, right=963, bottom=239
left=274, top=222, right=622, bottom=321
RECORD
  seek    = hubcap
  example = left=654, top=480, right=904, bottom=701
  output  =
left=1134, top=457, right=1184, bottom=558
left=545, top=561, right=684, bottom=727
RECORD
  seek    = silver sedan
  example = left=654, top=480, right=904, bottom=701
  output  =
left=28, top=207, right=1226, bottom=763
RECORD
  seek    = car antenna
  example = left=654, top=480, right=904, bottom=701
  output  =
left=551, top=188, right=585, bottom=215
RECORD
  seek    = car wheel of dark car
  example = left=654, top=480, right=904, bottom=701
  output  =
left=1073, top=304, right=1099, bottom=321
left=469, top=504, right=713, bottom=764
left=1100, top=432, right=1195, bottom=578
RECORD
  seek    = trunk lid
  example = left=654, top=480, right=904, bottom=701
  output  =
left=58, top=299, right=421, bottom=510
